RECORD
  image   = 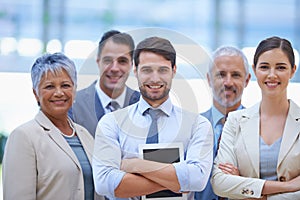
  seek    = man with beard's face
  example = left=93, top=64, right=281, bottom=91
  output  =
left=195, top=46, right=251, bottom=200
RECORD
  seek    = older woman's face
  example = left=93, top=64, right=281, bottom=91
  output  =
left=34, top=69, right=75, bottom=119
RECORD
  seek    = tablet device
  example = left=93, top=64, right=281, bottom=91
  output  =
left=138, top=143, right=187, bottom=200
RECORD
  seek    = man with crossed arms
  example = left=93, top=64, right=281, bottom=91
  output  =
left=93, top=36, right=213, bottom=200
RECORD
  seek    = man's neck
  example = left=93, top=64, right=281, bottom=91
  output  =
left=214, top=101, right=242, bottom=115
left=100, top=85, right=124, bottom=99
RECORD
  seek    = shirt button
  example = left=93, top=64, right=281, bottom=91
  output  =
left=279, top=176, right=286, bottom=182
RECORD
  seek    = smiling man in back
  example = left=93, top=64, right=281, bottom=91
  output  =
left=69, top=30, right=140, bottom=136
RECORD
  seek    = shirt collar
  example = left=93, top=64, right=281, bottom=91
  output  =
left=211, top=104, right=243, bottom=127
left=138, top=97, right=172, bottom=117
left=95, top=78, right=127, bottom=108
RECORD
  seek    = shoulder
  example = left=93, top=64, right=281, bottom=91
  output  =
left=76, top=81, right=96, bottom=97
left=7, top=119, right=40, bottom=146
left=74, top=123, right=93, bottom=138
left=126, top=86, right=140, bottom=102
left=175, top=106, right=210, bottom=125
left=289, top=99, right=300, bottom=114
left=225, top=103, right=260, bottom=127
left=200, top=108, right=212, bottom=119
left=100, top=104, right=135, bottom=123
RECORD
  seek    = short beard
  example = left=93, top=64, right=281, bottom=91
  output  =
left=139, top=86, right=170, bottom=103
left=214, top=92, right=242, bottom=108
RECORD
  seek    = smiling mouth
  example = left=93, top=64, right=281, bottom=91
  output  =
left=107, top=74, right=122, bottom=79
left=51, top=99, right=67, bottom=104
left=145, top=84, right=164, bottom=89
left=265, top=82, right=280, bottom=86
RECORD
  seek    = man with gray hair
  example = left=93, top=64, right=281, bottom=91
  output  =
left=195, top=46, right=251, bottom=200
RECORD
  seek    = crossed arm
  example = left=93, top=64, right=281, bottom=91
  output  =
left=218, top=162, right=300, bottom=199
left=115, top=158, right=180, bottom=198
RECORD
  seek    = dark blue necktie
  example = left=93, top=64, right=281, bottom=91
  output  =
left=146, top=109, right=160, bottom=144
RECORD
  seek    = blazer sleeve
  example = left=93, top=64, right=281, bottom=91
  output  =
left=211, top=112, right=265, bottom=199
left=2, top=126, right=37, bottom=200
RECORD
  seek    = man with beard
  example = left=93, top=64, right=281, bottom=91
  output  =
left=93, top=36, right=213, bottom=200
left=69, top=30, right=140, bottom=137
left=195, top=46, right=251, bottom=200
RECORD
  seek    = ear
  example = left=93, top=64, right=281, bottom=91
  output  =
left=252, top=64, right=256, bottom=75
left=172, top=65, right=177, bottom=78
left=133, top=66, right=138, bottom=78
left=244, top=73, right=251, bottom=88
left=291, top=64, right=297, bottom=78
left=206, top=73, right=212, bottom=88
left=33, top=89, right=40, bottom=106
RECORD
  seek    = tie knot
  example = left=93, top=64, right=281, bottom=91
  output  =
left=108, top=101, right=120, bottom=112
left=147, top=108, right=162, bottom=120
left=219, top=115, right=227, bottom=125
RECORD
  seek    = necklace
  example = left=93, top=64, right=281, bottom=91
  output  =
left=61, top=119, right=76, bottom=138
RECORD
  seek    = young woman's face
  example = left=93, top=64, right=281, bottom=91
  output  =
left=253, top=48, right=296, bottom=97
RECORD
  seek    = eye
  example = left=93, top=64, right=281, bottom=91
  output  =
left=62, top=83, right=72, bottom=88
left=141, top=67, right=152, bottom=73
left=118, top=58, right=129, bottom=65
left=232, top=72, right=242, bottom=78
left=158, top=67, right=170, bottom=73
left=44, top=84, right=54, bottom=89
left=216, top=71, right=226, bottom=78
left=277, top=65, right=287, bottom=71
left=258, top=65, right=269, bottom=70
left=102, top=58, right=113, bottom=65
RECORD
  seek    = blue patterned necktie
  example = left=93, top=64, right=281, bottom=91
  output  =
left=216, top=115, right=227, bottom=155
left=146, top=108, right=161, bottom=144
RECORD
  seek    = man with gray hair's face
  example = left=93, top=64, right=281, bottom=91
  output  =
left=195, top=46, right=251, bottom=200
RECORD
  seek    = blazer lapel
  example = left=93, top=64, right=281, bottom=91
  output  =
left=35, top=111, right=81, bottom=169
left=125, top=87, right=140, bottom=106
left=240, top=103, right=260, bottom=177
left=278, top=100, right=300, bottom=167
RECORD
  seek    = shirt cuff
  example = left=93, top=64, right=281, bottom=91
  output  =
left=173, top=162, right=189, bottom=192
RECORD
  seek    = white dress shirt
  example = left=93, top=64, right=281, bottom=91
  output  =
left=93, top=97, right=213, bottom=200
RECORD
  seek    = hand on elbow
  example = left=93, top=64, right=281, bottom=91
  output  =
left=218, top=163, right=240, bottom=176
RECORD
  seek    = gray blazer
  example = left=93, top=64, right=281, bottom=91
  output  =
left=69, top=81, right=140, bottom=137
left=2, top=111, right=105, bottom=200
left=211, top=100, right=300, bottom=200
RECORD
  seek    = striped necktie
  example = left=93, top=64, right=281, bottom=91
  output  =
left=107, top=101, right=120, bottom=112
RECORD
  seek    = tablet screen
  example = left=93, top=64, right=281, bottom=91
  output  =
left=139, top=143, right=187, bottom=200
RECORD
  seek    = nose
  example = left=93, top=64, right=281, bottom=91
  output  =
left=151, top=71, right=160, bottom=82
left=54, top=87, right=64, bottom=96
left=223, top=74, right=233, bottom=86
left=268, top=68, right=277, bottom=78
left=110, top=60, right=120, bottom=71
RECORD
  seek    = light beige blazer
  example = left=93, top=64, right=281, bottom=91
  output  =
left=2, top=111, right=105, bottom=200
left=211, top=100, right=300, bottom=200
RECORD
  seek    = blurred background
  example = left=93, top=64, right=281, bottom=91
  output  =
left=1, top=0, right=300, bottom=197
left=1, top=0, right=300, bottom=165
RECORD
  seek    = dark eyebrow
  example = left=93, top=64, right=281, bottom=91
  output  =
left=140, top=65, right=151, bottom=69
left=102, top=56, right=112, bottom=60
left=118, top=56, right=129, bottom=59
left=258, top=62, right=269, bottom=65
left=276, top=62, right=288, bottom=66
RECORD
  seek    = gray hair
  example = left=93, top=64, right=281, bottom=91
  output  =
left=208, top=46, right=249, bottom=75
left=31, top=53, right=77, bottom=94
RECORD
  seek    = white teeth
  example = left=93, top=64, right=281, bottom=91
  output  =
left=266, top=82, right=278, bottom=86
left=149, top=85, right=161, bottom=89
